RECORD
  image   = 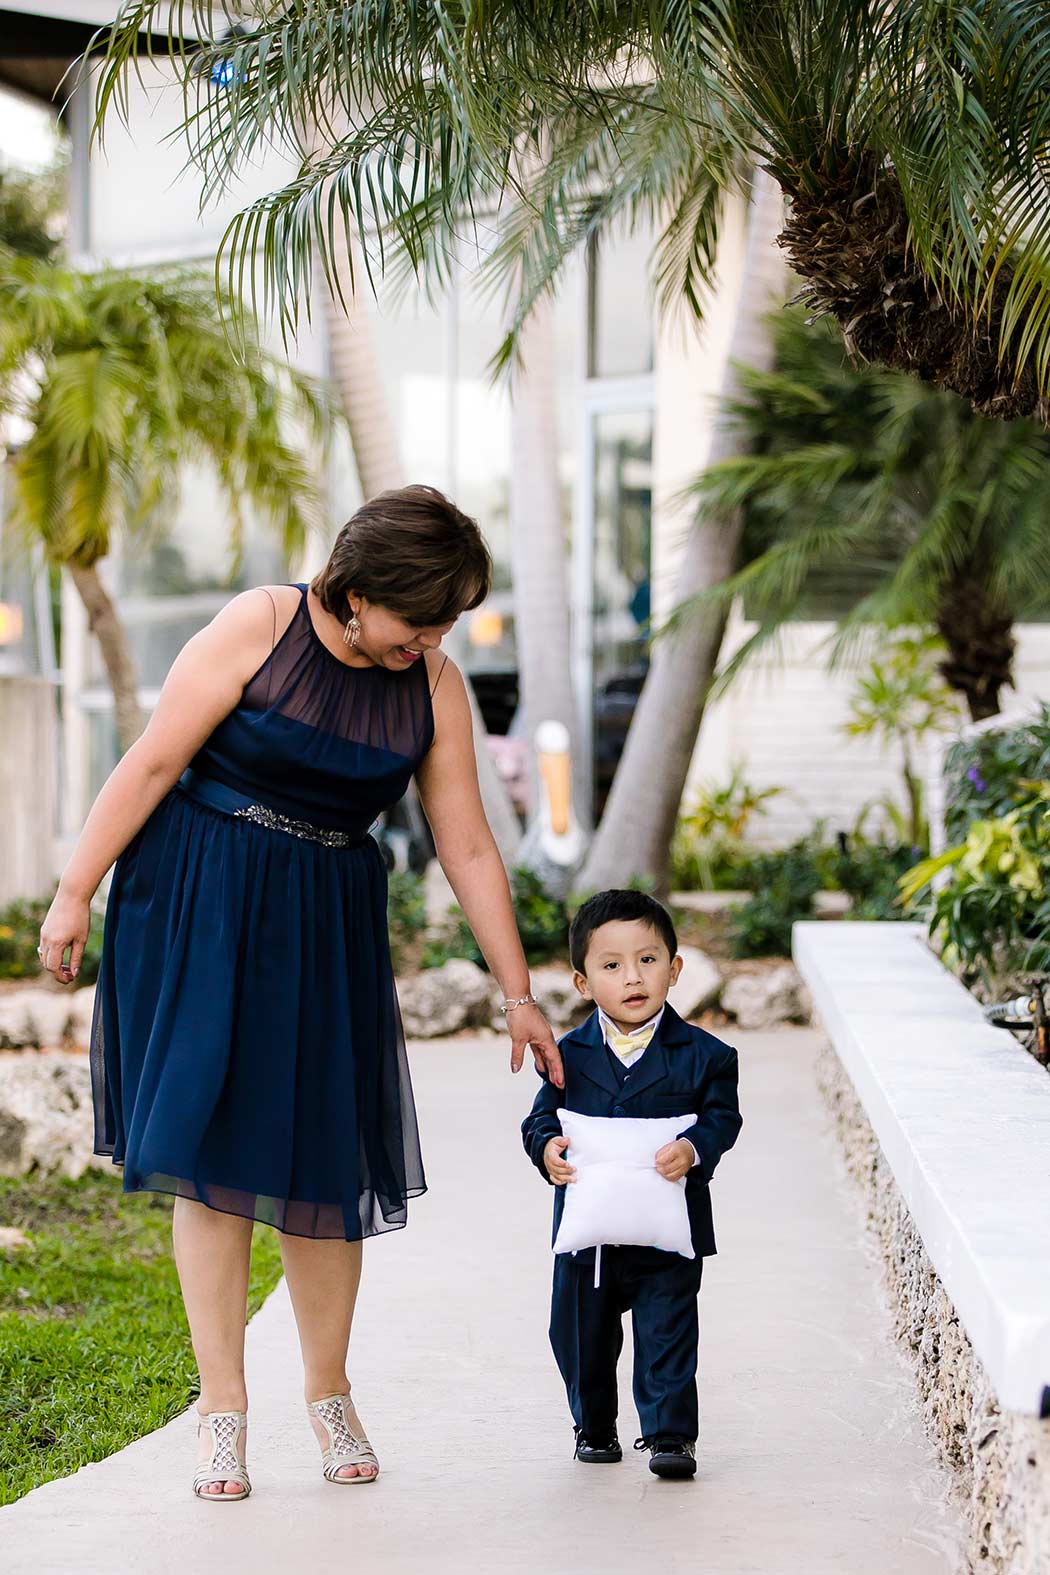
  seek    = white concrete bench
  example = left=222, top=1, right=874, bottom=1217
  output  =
left=793, top=920, right=1050, bottom=1417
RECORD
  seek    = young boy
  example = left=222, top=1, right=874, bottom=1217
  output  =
left=521, top=888, right=742, bottom=1479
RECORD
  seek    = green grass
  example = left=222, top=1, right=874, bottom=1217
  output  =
left=0, top=1170, right=284, bottom=1506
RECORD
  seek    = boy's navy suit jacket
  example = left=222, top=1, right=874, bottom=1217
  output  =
left=521, top=999, right=742, bottom=1258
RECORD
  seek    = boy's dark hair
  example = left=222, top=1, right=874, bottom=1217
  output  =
left=568, top=889, right=678, bottom=975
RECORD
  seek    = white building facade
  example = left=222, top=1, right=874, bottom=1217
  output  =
left=3, top=4, right=1048, bottom=867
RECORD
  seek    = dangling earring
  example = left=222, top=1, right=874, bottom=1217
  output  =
left=343, top=607, right=362, bottom=648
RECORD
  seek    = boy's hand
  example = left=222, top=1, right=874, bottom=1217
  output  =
left=543, top=1136, right=576, bottom=1185
left=655, top=1138, right=695, bottom=1183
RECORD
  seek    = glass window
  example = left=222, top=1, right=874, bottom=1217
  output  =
left=591, top=407, right=653, bottom=817
left=587, top=222, right=655, bottom=379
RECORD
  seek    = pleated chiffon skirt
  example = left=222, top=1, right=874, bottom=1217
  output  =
left=89, top=784, right=427, bottom=1241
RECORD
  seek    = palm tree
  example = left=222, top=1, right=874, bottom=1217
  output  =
left=577, top=169, right=787, bottom=895
left=672, top=306, right=1050, bottom=723
left=323, top=236, right=524, bottom=864
left=90, top=1, right=1050, bottom=416
left=0, top=252, right=335, bottom=750
left=0, top=161, right=65, bottom=262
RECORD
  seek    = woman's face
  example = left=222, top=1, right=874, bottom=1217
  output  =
left=351, top=596, right=457, bottom=670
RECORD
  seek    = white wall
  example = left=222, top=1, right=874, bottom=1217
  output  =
left=687, top=616, right=1050, bottom=847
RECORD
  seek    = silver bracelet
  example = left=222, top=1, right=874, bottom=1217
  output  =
left=499, top=991, right=537, bottom=1015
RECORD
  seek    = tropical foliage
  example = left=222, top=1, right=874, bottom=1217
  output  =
left=728, top=837, right=825, bottom=957
left=901, top=790, right=1050, bottom=990
left=844, top=634, right=962, bottom=848
left=90, top=1, right=1050, bottom=414
left=0, top=251, right=336, bottom=749
left=422, top=864, right=571, bottom=969
left=942, top=704, right=1050, bottom=842
left=670, top=765, right=782, bottom=890
left=727, top=828, right=920, bottom=954
left=0, top=160, right=66, bottom=261
left=0, top=894, right=103, bottom=983
left=673, top=308, right=1050, bottom=721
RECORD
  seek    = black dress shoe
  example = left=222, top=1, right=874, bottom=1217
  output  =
left=573, top=1426, right=623, bottom=1463
left=634, top=1435, right=697, bottom=1478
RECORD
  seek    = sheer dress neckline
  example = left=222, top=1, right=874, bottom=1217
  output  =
left=296, top=582, right=400, bottom=677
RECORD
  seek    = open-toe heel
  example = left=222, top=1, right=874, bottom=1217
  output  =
left=306, top=1391, right=379, bottom=1484
left=192, top=1409, right=252, bottom=1502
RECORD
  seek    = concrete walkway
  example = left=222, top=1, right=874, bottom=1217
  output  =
left=2, top=1029, right=964, bottom=1575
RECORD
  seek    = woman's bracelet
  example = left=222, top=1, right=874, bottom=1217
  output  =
left=498, top=991, right=537, bottom=1015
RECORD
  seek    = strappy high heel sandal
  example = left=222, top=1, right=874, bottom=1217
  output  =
left=306, top=1390, right=380, bottom=1484
left=192, top=1409, right=252, bottom=1502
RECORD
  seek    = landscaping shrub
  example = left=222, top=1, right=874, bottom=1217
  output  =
left=670, top=767, right=782, bottom=891
left=386, top=869, right=427, bottom=970
left=422, top=864, right=570, bottom=970
left=901, top=789, right=1050, bottom=992
left=728, top=837, right=824, bottom=957
left=942, top=703, right=1050, bottom=841
left=0, top=896, right=104, bottom=984
left=824, top=835, right=919, bottom=921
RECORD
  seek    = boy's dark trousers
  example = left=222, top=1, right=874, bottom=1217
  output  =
left=550, top=1244, right=704, bottom=1442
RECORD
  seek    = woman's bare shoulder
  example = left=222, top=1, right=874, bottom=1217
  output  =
left=209, top=584, right=300, bottom=641
left=424, top=647, right=463, bottom=700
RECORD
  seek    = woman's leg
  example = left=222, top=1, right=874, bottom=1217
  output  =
left=172, top=1196, right=254, bottom=1496
left=279, top=1235, right=376, bottom=1478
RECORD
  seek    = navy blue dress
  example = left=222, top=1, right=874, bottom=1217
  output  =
left=89, top=582, right=439, bottom=1241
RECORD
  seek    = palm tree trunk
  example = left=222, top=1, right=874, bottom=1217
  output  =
left=901, top=742, right=924, bottom=847
left=322, top=242, right=523, bottom=865
left=577, top=169, right=786, bottom=899
left=934, top=577, right=1015, bottom=722
left=325, top=230, right=403, bottom=495
left=67, top=562, right=144, bottom=752
left=509, top=291, right=586, bottom=841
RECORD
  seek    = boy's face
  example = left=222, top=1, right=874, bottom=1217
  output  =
left=572, top=918, right=683, bottom=1032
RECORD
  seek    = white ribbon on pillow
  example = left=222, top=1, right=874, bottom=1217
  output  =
left=552, top=1109, right=698, bottom=1283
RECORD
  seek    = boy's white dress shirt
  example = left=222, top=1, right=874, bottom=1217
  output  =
left=596, top=1002, right=702, bottom=1169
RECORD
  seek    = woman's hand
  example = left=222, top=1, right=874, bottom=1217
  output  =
left=38, top=887, right=91, bottom=985
left=505, top=1002, right=564, bottom=1088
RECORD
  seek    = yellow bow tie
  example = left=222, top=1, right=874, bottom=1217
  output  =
left=606, top=1022, right=657, bottom=1061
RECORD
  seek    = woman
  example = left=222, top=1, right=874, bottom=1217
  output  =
left=38, top=484, right=563, bottom=1501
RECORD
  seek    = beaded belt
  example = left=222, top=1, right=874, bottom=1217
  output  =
left=177, top=768, right=379, bottom=849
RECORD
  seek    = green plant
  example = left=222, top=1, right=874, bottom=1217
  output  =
left=824, top=836, right=919, bottom=921
left=0, top=1171, right=282, bottom=1505
left=943, top=704, right=1050, bottom=842
left=97, top=2, right=1050, bottom=419
left=0, top=895, right=104, bottom=984
left=671, top=767, right=782, bottom=891
left=900, top=790, right=1050, bottom=990
left=728, top=838, right=824, bottom=957
left=844, top=634, right=962, bottom=849
left=0, top=252, right=336, bottom=750
left=422, top=864, right=570, bottom=971
left=385, top=870, right=426, bottom=972
left=0, top=160, right=67, bottom=262
left=674, top=308, right=1050, bottom=722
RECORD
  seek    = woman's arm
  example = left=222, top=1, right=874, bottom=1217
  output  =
left=38, top=586, right=289, bottom=982
left=415, top=654, right=564, bottom=1087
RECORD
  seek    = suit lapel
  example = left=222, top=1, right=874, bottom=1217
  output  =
left=624, top=1001, right=694, bottom=1100
left=618, top=1034, right=668, bottom=1101
left=562, top=1000, right=695, bottom=1101
left=561, top=1008, right=623, bottom=1095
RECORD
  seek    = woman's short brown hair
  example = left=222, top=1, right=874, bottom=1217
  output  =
left=311, top=483, right=493, bottom=628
